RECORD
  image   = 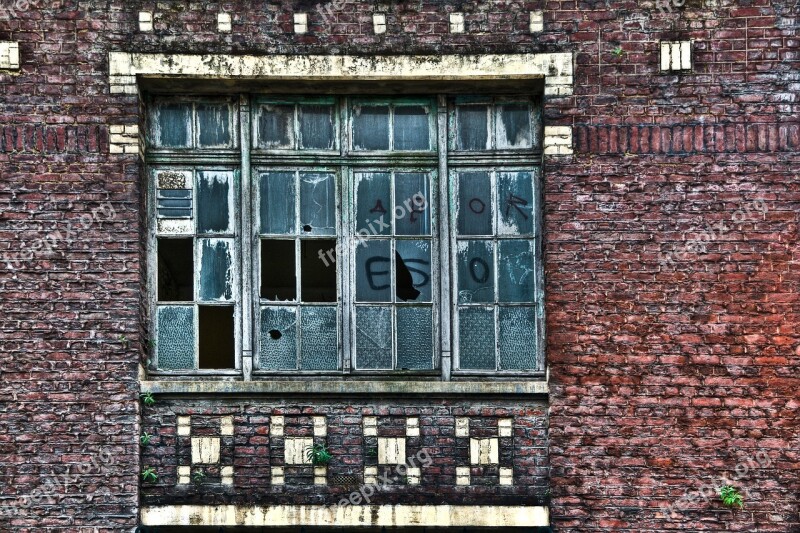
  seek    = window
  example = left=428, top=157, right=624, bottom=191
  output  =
left=147, top=94, right=543, bottom=377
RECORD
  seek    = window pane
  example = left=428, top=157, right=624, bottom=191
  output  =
left=497, top=240, right=534, bottom=302
left=157, top=305, right=195, bottom=369
left=498, top=306, right=537, bottom=370
left=256, top=104, right=295, bottom=149
left=356, top=240, right=391, bottom=302
left=395, top=173, right=430, bottom=236
left=355, top=172, right=391, bottom=236
left=393, top=105, right=430, bottom=150
left=299, top=104, right=335, bottom=150
left=261, top=239, right=296, bottom=301
left=260, top=306, right=297, bottom=370
left=301, top=239, right=337, bottom=302
left=457, top=240, right=494, bottom=304
left=198, top=305, right=235, bottom=369
left=495, top=104, right=531, bottom=149
left=157, top=189, right=192, bottom=219
left=353, top=105, right=390, bottom=150
left=300, top=306, right=338, bottom=370
left=198, top=238, right=233, bottom=301
left=153, top=103, right=191, bottom=148
left=396, top=306, right=433, bottom=370
left=456, top=105, right=489, bottom=150
left=259, top=171, right=296, bottom=235
left=355, top=306, right=392, bottom=369
left=458, top=307, right=495, bottom=370
left=197, top=171, right=232, bottom=234
left=197, top=103, right=232, bottom=147
left=299, top=172, right=336, bottom=235
left=395, top=240, right=431, bottom=302
left=496, top=171, right=534, bottom=235
left=158, top=238, right=193, bottom=302
left=457, top=172, right=492, bottom=235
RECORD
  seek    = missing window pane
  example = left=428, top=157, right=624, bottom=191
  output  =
left=301, top=240, right=337, bottom=302
left=198, top=305, right=235, bottom=369
left=261, top=239, right=296, bottom=301
left=158, top=238, right=193, bottom=302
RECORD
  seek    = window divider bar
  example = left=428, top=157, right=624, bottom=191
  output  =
left=240, top=94, right=254, bottom=380
left=437, top=95, right=452, bottom=381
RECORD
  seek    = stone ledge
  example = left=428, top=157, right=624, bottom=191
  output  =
left=141, top=379, right=548, bottom=396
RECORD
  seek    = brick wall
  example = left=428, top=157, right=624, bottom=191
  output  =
left=0, top=0, right=797, bottom=531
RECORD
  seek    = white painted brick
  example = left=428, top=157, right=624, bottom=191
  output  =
left=363, top=416, right=377, bottom=436
left=177, top=416, right=191, bottom=436
left=378, top=437, right=406, bottom=465
left=284, top=437, right=313, bottom=465
left=218, top=13, right=232, bottom=33
left=499, top=467, right=513, bottom=485
left=406, top=417, right=419, bottom=437
left=220, top=416, right=234, bottom=436
left=455, top=417, right=469, bottom=437
left=138, top=11, right=153, bottom=32
left=449, top=13, right=465, bottom=33
left=177, top=466, right=191, bottom=485
left=364, top=466, right=378, bottom=485
left=456, top=466, right=470, bottom=486
left=294, top=13, right=308, bottom=34
left=407, top=467, right=421, bottom=485
left=221, top=466, right=234, bottom=485
left=313, top=416, right=327, bottom=437
left=191, top=437, right=221, bottom=464
left=661, top=41, right=692, bottom=71
left=498, top=418, right=513, bottom=437
left=271, top=466, right=284, bottom=485
left=373, top=13, right=387, bottom=34
left=271, top=415, right=284, bottom=436
left=529, top=11, right=544, bottom=32
left=470, top=438, right=499, bottom=465
left=314, top=466, right=327, bottom=485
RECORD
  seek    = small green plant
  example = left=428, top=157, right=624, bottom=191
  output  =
left=192, top=470, right=206, bottom=484
left=612, top=46, right=625, bottom=57
left=141, top=392, right=155, bottom=406
left=365, top=447, right=378, bottom=457
left=306, top=444, right=333, bottom=465
left=119, top=335, right=129, bottom=349
left=141, top=467, right=158, bottom=483
left=718, top=485, right=744, bottom=509
left=140, top=432, right=152, bottom=446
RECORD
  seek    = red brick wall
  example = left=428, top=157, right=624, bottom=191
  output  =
left=0, top=0, right=798, bottom=531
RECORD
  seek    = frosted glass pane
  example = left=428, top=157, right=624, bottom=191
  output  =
left=300, top=306, right=338, bottom=370
left=257, top=104, right=294, bottom=149
left=197, top=171, right=232, bottom=233
left=356, top=240, right=391, bottom=302
left=157, top=306, right=194, bottom=369
left=355, top=172, right=391, bottom=236
left=498, top=240, right=534, bottom=302
left=393, top=105, right=430, bottom=150
left=395, top=240, right=431, bottom=302
left=153, top=103, right=191, bottom=148
left=495, top=104, right=531, bottom=149
left=353, top=105, right=390, bottom=150
left=457, top=172, right=492, bottom=235
left=259, top=171, right=296, bottom=235
left=456, top=105, right=489, bottom=150
left=355, top=306, right=392, bottom=369
left=396, top=306, right=433, bottom=370
left=496, top=171, right=534, bottom=235
left=458, top=307, right=495, bottom=370
left=197, top=103, right=232, bottom=147
left=499, top=306, right=537, bottom=370
left=299, top=172, right=336, bottom=235
left=260, top=307, right=297, bottom=370
left=198, top=239, right=233, bottom=301
left=395, top=173, right=430, bottom=236
left=299, top=104, right=335, bottom=150
left=457, top=240, right=494, bottom=304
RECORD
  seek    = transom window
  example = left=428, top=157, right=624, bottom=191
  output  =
left=147, top=94, right=544, bottom=377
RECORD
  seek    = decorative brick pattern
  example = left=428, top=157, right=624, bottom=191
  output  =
left=109, top=124, right=139, bottom=155
left=0, top=41, right=19, bottom=70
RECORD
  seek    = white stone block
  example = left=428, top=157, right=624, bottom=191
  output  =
left=191, top=437, right=221, bottom=464
left=138, top=11, right=153, bottom=32
left=294, top=13, right=308, bottom=34
left=313, top=416, right=327, bottom=436
left=378, top=437, right=406, bottom=465
left=470, top=438, right=499, bottom=465
left=449, top=13, right=465, bottom=33
left=529, top=11, right=543, bottom=33
left=661, top=41, right=692, bottom=71
left=284, top=437, right=313, bottom=465
left=407, top=466, right=421, bottom=485
left=271, top=466, right=284, bottom=485
left=499, top=467, right=513, bottom=485
left=218, top=13, right=232, bottom=33
left=221, top=416, right=234, bottom=436
left=373, top=13, right=387, bottom=34
left=406, top=417, right=419, bottom=437
left=271, top=415, right=284, bottom=436
left=177, top=416, right=191, bottom=436
left=314, top=466, right=327, bottom=485
left=364, top=466, right=378, bottom=484
left=177, top=466, right=191, bottom=485
left=456, top=466, right=470, bottom=485
left=455, top=417, right=469, bottom=437
left=498, top=418, right=513, bottom=437
left=363, top=416, right=377, bottom=436
left=221, top=466, right=234, bottom=485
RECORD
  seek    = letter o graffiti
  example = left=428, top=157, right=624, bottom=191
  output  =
left=468, top=198, right=485, bottom=214
left=469, top=257, right=490, bottom=283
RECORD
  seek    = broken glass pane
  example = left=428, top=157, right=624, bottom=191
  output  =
left=456, top=105, right=489, bottom=150
left=299, top=104, right=335, bottom=150
left=153, top=103, right=191, bottom=148
left=495, top=103, right=531, bottom=149
left=300, top=239, right=337, bottom=302
left=157, top=305, right=195, bottom=369
left=199, top=305, right=235, bottom=369
left=355, top=306, right=392, bottom=369
left=498, top=240, right=535, bottom=302
left=395, top=173, right=430, bottom=236
left=395, top=240, right=431, bottom=302
left=260, top=306, right=297, bottom=370
left=197, top=171, right=232, bottom=234
left=457, top=172, right=492, bottom=235
left=261, top=239, right=296, bottom=301
left=457, top=240, right=494, bottom=304
left=299, top=172, right=336, bottom=235
left=496, top=171, right=534, bottom=235
left=352, top=105, right=390, bottom=150
left=355, top=172, right=391, bottom=236
left=396, top=306, right=433, bottom=370
left=158, top=238, right=193, bottom=302
left=259, top=171, right=296, bottom=235
left=356, top=240, right=391, bottom=302
left=198, top=239, right=233, bottom=301
left=256, top=104, right=295, bottom=149
left=197, top=103, right=232, bottom=148
left=393, top=105, right=430, bottom=151
left=458, top=306, right=496, bottom=370
left=498, top=306, right=536, bottom=370
left=300, top=306, right=338, bottom=370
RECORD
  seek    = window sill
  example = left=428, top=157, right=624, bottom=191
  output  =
left=140, top=379, right=548, bottom=396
